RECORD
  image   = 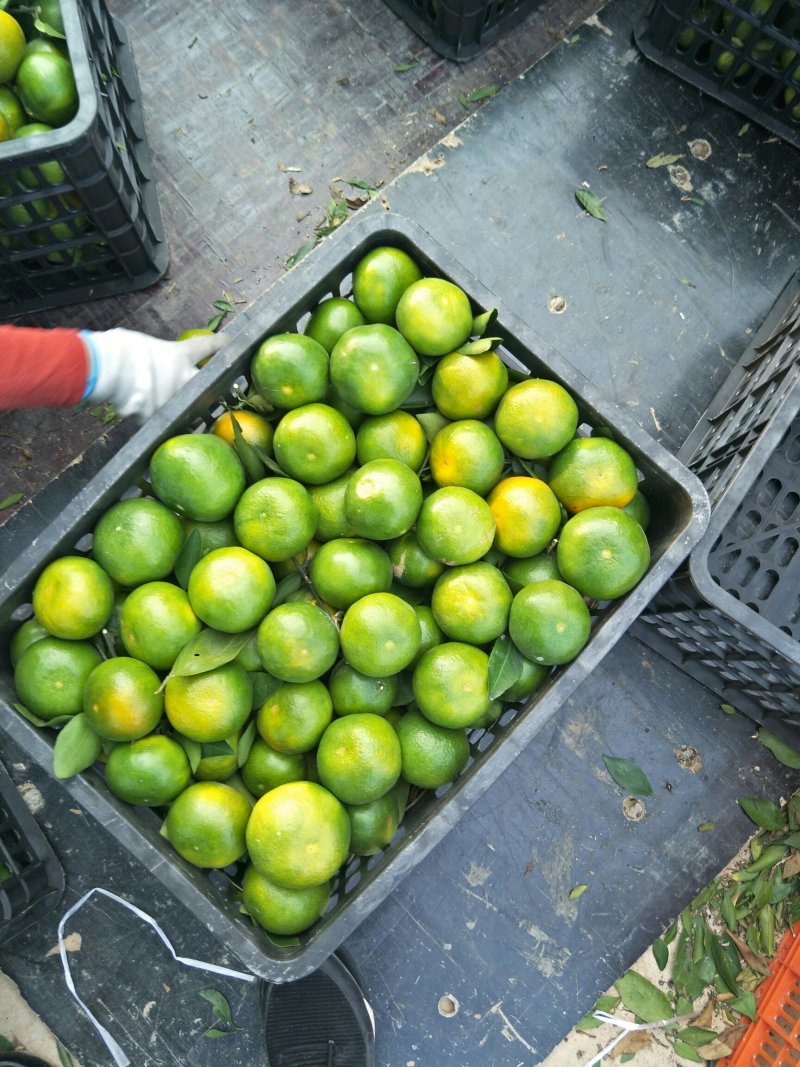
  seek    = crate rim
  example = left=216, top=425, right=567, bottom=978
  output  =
left=0, top=209, right=711, bottom=981
left=0, top=0, right=103, bottom=170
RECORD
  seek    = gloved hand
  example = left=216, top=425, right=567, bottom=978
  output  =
left=81, top=328, right=226, bottom=422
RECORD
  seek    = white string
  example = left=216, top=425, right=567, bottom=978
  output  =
left=583, top=1009, right=697, bottom=1067
left=58, top=886, right=256, bottom=1067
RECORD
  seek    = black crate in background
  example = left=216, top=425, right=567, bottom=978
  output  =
left=381, top=0, right=545, bottom=60
left=0, top=755, right=64, bottom=944
left=633, top=270, right=800, bottom=741
left=0, top=212, right=708, bottom=981
left=0, top=0, right=168, bottom=318
left=634, top=0, right=800, bottom=149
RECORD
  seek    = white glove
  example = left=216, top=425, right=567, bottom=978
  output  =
left=81, top=328, right=226, bottom=422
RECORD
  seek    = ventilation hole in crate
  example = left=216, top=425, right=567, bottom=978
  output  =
left=757, top=477, right=782, bottom=508
left=786, top=431, right=800, bottom=462
left=777, top=536, right=799, bottom=567
left=779, top=491, right=800, bottom=519
left=751, top=567, right=779, bottom=601
left=694, top=38, right=713, bottom=64
left=715, top=546, right=741, bottom=574
left=739, top=508, right=763, bottom=538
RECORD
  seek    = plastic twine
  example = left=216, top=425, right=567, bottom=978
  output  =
left=57, top=886, right=256, bottom=1067
left=584, top=1008, right=698, bottom=1067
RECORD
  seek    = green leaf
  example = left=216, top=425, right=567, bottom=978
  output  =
left=201, top=739, right=237, bottom=757
left=472, top=309, right=497, bottom=336
left=212, top=299, right=235, bottom=314
left=652, top=937, right=669, bottom=971
left=728, top=990, right=757, bottom=1021
left=229, top=412, right=266, bottom=483
left=720, top=703, right=738, bottom=715
left=0, top=492, right=23, bottom=510
left=174, top=527, right=203, bottom=589
left=52, top=714, right=102, bottom=780
left=459, top=84, right=501, bottom=107
left=416, top=411, right=449, bottom=444
left=671, top=1041, right=702, bottom=1062
left=738, top=796, right=786, bottom=831
left=708, top=931, right=741, bottom=995
left=199, top=987, right=234, bottom=1025
left=456, top=337, right=502, bottom=355
left=676, top=1026, right=721, bottom=1046
left=574, top=188, right=607, bottom=222
left=34, top=15, right=66, bottom=38
left=399, top=379, right=434, bottom=410
left=203, top=1026, right=239, bottom=1038
left=0, top=1036, right=15, bottom=1052
left=0, top=863, right=11, bottom=884
left=758, top=727, right=800, bottom=769
left=577, top=994, right=620, bottom=1031
left=615, top=969, right=673, bottom=1022
left=286, top=238, right=318, bottom=269
left=697, top=820, right=715, bottom=832
left=338, top=177, right=379, bottom=197
left=394, top=59, right=420, bottom=72
left=238, top=720, right=257, bottom=766
left=645, top=152, right=684, bottom=168
left=206, top=313, right=225, bottom=332
left=273, top=572, right=304, bottom=606
left=569, top=883, right=588, bottom=899
left=250, top=671, right=282, bottom=708
left=166, top=629, right=254, bottom=682
left=177, top=736, right=202, bottom=774
left=487, top=635, right=524, bottom=699
left=602, top=754, right=653, bottom=796
left=14, top=701, right=56, bottom=729
left=57, top=1041, right=78, bottom=1067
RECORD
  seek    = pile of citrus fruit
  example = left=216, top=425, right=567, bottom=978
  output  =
left=0, top=1, right=86, bottom=249
left=10, top=243, right=653, bottom=939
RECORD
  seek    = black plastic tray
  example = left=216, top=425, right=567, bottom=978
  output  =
left=0, top=211, right=709, bottom=981
left=0, top=0, right=168, bottom=317
left=381, top=0, right=544, bottom=60
left=634, top=269, right=800, bottom=741
left=0, top=755, right=64, bottom=944
left=635, top=0, right=800, bottom=148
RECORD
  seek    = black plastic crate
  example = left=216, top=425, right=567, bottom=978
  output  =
left=0, top=754, right=64, bottom=944
left=0, top=211, right=708, bottom=981
left=635, top=0, right=800, bottom=148
left=0, top=0, right=168, bottom=318
left=633, top=270, right=800, bottom=741
left=381, top=0, right=544, bottom=60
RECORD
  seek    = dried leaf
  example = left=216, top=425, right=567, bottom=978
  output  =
left=428, top=107, right=446, bottom=125
left=289, top=177, right=313, bottom=196
left=603, top=755, right=653, bottom=796
left=277, top=161, right=302, bottom=172
left=783, top=851, right=800, bottom=879
left=574, top=187, right=607, bottom=222
left=610, top=1030, right=652, bottom=1057
left=645, top=152, right=684, bottom=167
left=725, top=927, right=771, bottom=977
left=697, top=1024, right=748, bottom=1059
left=622, top=796, right=646, bottom=821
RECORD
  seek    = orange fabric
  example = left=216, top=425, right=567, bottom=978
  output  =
left=0, top=325, right=89, bottom=410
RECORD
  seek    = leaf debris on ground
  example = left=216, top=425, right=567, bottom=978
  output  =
left=574, top=186, right=607, bottom=222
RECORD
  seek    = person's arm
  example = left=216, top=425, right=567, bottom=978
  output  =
left=0, top=325, right=90, bottom=409
left=0, top=325, right=225, bottom=420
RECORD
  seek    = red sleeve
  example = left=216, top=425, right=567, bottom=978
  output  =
left=0, top=325, right=90, bottom=410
